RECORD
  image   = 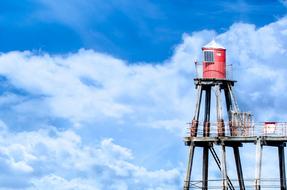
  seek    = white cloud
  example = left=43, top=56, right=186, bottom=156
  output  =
left=214, top=17, right=287, bottom=121
left=0, top=124, right=181, bottom=189
left=30, top=175, right=99, bottom=190
left=0, top=48, right=196, bottom=132
left=0, top=12, right=287, bottom=190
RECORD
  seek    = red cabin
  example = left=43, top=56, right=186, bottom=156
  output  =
left=202, top=40, right=226, bottom=79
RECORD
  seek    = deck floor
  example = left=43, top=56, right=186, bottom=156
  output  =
left=184, top=136, right=287, bottom=146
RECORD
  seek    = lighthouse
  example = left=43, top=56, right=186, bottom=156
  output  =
left=183, top=40, right=287, bottom=190
left=184, top=40, right=249, bottom=190
left=202, top=40, right=226, bottom=79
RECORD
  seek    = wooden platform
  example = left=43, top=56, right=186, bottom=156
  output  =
left=184, top=136, right=287, bottom=146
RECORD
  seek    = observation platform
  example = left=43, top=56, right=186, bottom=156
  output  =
left=184, top=136, right=287, bottom=147
left=194, top=77, right=236, bottom=84
left=193, top=78, right=236, bottom=91
left=184, top=122, right=287, bottom=146
left=183, top=122, right=287, bottom=190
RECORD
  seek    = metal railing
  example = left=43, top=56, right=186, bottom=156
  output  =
left=188, top=178, right=284, bottom=189
left=187, top=122, right=287, bottom=137
left=195, top=64, right=233, bottom=80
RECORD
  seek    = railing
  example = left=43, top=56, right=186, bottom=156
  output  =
left=187, top=121, right=287, bottom=137
left=195, top=63, right=203, bottom=78
left=195, top=63, right=233, bottom=80
left=188, top=178, right=284, bottom=189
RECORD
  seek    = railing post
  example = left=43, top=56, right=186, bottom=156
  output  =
left=282, top=123, right=284, bottom=136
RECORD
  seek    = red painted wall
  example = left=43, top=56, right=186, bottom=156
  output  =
left=202, top=47, right=226, bottom=79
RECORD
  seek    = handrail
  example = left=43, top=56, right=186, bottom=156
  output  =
left=194, top=63, right=233, bottom=80
left=187, top=178, right=285, bottom=189
left=187, top=121, right=287, bottom=137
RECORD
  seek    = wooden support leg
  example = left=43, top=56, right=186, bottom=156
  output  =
left=202, top=86, right=211, bottom=189
left=233, top=147, right=245, bottom=190
left=255, top=138, right=263, bottom=190
left=278, top=144, right=286, bottom=190
left=203, top=87, right=211, bottom=137
left=216, top=85, right=225, bottom=137
left=191, top=86, right=202, bottom=137
left=221, top=144, right=228, bottom=190
left=183, top=144, right=195, bottom=190
left=184, top=84, right=202, bottom=189
left=202, top=146, right=209, bottom=190
left=224, top=88, right=233, bottom=136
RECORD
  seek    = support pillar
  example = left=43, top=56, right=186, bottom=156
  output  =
left=183, top=144, right=195, bottom=190
left=191, top=86, right=203, bottom=137
left=225, top=85, right=245, bottom=189
left=203, top=87, right=211, bottom=137
left=221, top=144, right=228, bottom=190
left=202, top=87, right=211, bottom=190
left=224, top=88, right=232, bottom=136
left=202, top=146, right=209, bottom=190
left=183, top=85, right=202, bottom=190
left=216, top=85, right=225, bottom=137
left=255, top=138, right=263, bottom=190
left=233, top=147, right=245, bottom=190
left=278, top=144, right=286, bottom=190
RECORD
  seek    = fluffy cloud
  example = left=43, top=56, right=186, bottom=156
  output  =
left=0, top=14, right=286, bottom=190
left=217, top=18, right=287, bottom=121
left=0, top=123, right=181, bottom=190
left=0, top=49, right=196, bottom=133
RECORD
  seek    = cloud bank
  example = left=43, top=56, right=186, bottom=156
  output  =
left=0, top=15, right=287, bottom=189
left=0, top=122, right=181, bottom=190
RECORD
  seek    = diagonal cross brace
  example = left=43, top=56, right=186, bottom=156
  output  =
left=210, top=147, right=236, bottom=190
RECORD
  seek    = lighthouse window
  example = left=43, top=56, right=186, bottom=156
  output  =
left=204, top=51, right=214, bottom=62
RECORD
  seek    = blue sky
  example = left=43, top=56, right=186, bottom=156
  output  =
left=0, top=0, right=286, bottom=62
left=0, top=0, right=287, bottom=189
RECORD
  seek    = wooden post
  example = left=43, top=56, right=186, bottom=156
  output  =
left=255, top=138, right=263, bottom=190
left=216, top=85, right=225, bottom=137
left=234, top=147, right=245, bottom=190
left=184, top=85, right=203, bottom=189
left=221, top=144, right=228, bottom=190
left=203, top=87, right=211, bottom=189
left=183, top=144, right=195, bottom=190
left=278, top=144, right=286, bottom=190
left=191, top=86, right=203, bottom=137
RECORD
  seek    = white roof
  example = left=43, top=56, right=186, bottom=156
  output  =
left=203, top=40, right=225, bottom=49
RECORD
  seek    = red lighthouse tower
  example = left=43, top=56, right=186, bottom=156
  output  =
left=202, top=40, right=226, bottom=79
left=184, top=40, right=250, bottom=190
